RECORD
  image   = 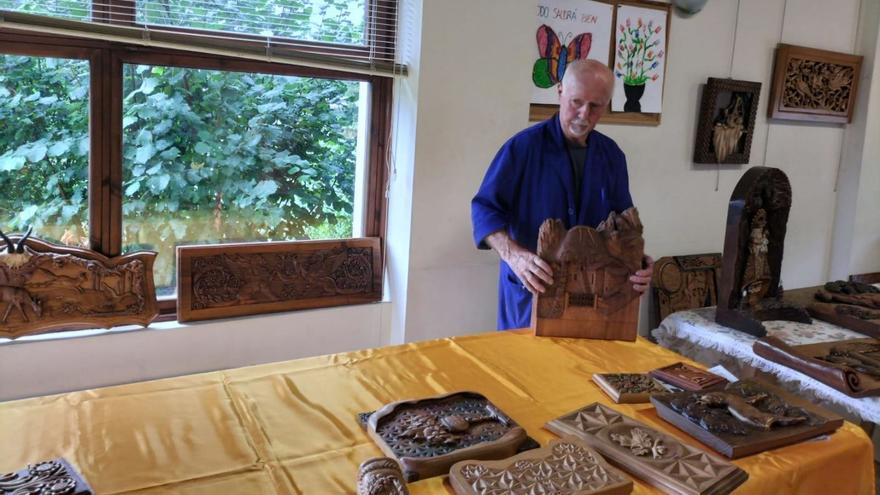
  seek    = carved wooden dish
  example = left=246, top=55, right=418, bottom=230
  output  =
left=651, top=380, right=844, bottom=459
left=364, top=391, right=530, bottom=482
left=0, top=458, right=93, bottom=494
left=449, top=436, right=633, bottom=495
left=651, top=253, right=721, bottom=328
left=532, top=208, right=644, bottom=341
left=592, top=373, right=669, bottom=404
left=546, top=403, right=747, bottom=495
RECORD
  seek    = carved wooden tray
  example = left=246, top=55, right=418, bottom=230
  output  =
left=592, top=373, right=669, bottom=404
left=0, top=234, right=158, bottom=339
left=649, top=363, right=728, bottom=392
left=651, top=380, right=844, bottom=459
left=0, top=457, right=93, bottom=494
left=363, top=391, right=531, bottom=482
left=754, top=337, right=880, bottom=398
left=546, top=403, right=747, bottom=495
left=449, top=436, right=633, bottom=495
left=807, top=301, right=880, bottom=338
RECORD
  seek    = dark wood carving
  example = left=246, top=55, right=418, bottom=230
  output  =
left=592, top=373, right=669, bottom=403
left=754, top=337, right=880, bottom=398
left=532, top=207, right=644, bottom=341
left=651, top=253, right=721, bottom=328
left=768, top=44, right=863, bottom=124
left=649, top=362, right=728, bottom=391
left=715, top=167, right=811, bottom=337
left=0, top=458, right=93, bottom=495
left=0, top=231, right=157, bottom=339
left=651, top=380, right=844, bottom=459
left=177, top=237, right=382, bottom=322
left=356, top=457, right=409, bottom=495
left=363, top=391, right=531, bottom=482
left=806, top=281, right=880, bottom=338
left=849, top=272, right=880, bottom=285
left=694, top=78, right=761, bottom=164
left=449, top=437, right=633, bottom=495
left=546, top=402, right=747, bottom=495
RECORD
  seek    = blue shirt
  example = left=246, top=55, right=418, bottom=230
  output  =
left=471, top=115, right=634, bottom=330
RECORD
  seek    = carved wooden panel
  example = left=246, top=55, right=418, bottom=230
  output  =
left=768, top=44, right=863, bottom=124
left=177, top=237, right=381, bottom=322
left=356, top=457, right=409, bottom=495
left=651, top=380, right=844, bottom=459
left=651, top=253, right=721, bottom=328
left=849, top=272, right=880, bottom=285
left=0, top=233, right=157, bottom=339
left=649, top=362, right=728, bottom=392
left=592, top=373, right=669, bottom=404
left=546, top=403, right=747, bottom=495
left=449, top=437, right=633, bottom=495
left=694, top=78, right=761, bottom=164
left=532, top=207, right=644, bottom=341
left=804, top=281, right=880, bottom=338
left=0, top=458, right=93, bottom=495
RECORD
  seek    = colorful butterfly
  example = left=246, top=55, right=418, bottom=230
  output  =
left=532, top=25, right=592, bottom=89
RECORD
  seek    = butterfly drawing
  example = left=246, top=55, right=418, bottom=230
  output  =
left=532, top=25, right=592, bottom=89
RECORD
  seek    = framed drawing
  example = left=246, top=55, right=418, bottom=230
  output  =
left=768, top=43, right=863, bottom=124
left=693, top=78, right=761, bottom=164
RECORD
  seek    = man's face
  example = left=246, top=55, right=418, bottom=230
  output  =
left=557, top=73, right=612, bottom=145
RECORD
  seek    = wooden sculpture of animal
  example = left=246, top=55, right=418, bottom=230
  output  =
left=0, top=285, right=41, bottom=323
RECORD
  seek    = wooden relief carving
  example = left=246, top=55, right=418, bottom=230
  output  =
left=363, top=391, right=531, bottom=482
left=356, top=457, right=409, bottom=495
left=532, top=207, right=644, bottom=341
left=0, top=458, right=93, bottom=495
left=768, top=44, right=863, bottom=124
left=651, top=253, right=721, bottom=327
left=592, top=373, right=668, bottom=404
left=694, top=78, right=761, bottom=164
left=177, top=237, right=382, bottom=322
left=649, top=362, right=728, bottom=392
left=651, top=380, right=844, bottom=459
left=449, top=437, right=633, bottom=495
left=0, top=229, right=157, bottom=339
left=807, top=281, right=880, bottom=338
left=715, top=167, right=810, bottom=337
left=546, top=402, right=747, bottom=495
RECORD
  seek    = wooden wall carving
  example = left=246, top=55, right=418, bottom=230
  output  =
left=0, top=458, right=93, bottom=495
left=532, top=208, right=644, bottom=341
left=0, top=232, right=157, bottom=339
left=177, top=237, right=382, bottom=322
left=651, top=253, right=721, bottom=328
left=356, top=457, right=409, bottom=495
left=694, top=78, right=761, bottom=164
left=768, top=44, right=863, bottom=124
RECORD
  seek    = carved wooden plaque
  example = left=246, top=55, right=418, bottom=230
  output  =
left=364, top=391, right=530, bottom=482
left=592, top=373, right=669, bottom=404
left=651, top=380, right=844, bottom=459
left=546, top=403, right=747, bottom=495
left=694, top=78, right=761, bottom=164
left=449, top=437, right=633, bottom=495
left=716, top=167, right=811, bottom=337
left=0, top=233, right=158, bottom=339
left=0, top=458, right=93, bottom=495
left=805, top=281, right=880, bottom=338
left=768, top=43, right=863, bottom=124
left=649, top=362, right=728, bottom=392
left=651, top=253, right=721, bottom=328
left=532, top=208, right=644, bottom=341
left=177, top=237, right=381, bottom=322
left=356, top=457, right=409, bottom=495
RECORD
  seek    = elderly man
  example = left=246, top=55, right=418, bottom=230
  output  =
left=472, top=59, right=653, bottom=330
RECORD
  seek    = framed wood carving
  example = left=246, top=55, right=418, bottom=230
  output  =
left=546, top=402, right=748, bottom=495
left=0, top=230, right=158, bottom=339
left=0, top=458, right=93, bottom=494
left=693, top=78, right=761, bottom=164
left=449, top=437, right=633, bottom=495
left=651, top=380, right=844, bottom=459
left=649, top=362, right=727, bottom=391
left=592, top=373, right=668, bottom=403
left=768, top=44, right=862, bottom=124
left=531, top=208, right=644, bottom=341
left=650, top=253, right=721, bottom=328
left=176, top=237, right=381, bottom=322
left=356, top=457, right=409, bottom=495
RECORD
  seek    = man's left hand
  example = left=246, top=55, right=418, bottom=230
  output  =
left=630, top=255, right=654, bottom=294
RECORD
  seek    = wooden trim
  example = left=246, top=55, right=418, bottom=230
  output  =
left=366, top=77, right=392, bottom=240
left=108, top=51, right=124, bottom=256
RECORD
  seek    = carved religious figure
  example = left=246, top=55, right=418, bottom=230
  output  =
left=742, top=208, right=771, bottom=307
left=713, top=94, right=746, bottom=163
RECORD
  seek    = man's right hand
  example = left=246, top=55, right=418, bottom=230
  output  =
left=484, top=230, right=554, bottom=295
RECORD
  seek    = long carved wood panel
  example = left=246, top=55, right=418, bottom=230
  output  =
left=177, top=238, right=382, bottom=322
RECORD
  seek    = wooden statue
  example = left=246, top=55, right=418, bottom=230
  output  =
left=716, top=167, right=810, bottom=337
left=0, top=458, right=93, bottom=494
left=356, top=458, right=409, bottom=495
left=651, top=253, right=721, bottom=327
left=0, top=228, right=158, bottom=339
left=532, top=207, right=644, bottom=341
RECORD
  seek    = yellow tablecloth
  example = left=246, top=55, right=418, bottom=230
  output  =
left=0, top=330, right=874, bottom=494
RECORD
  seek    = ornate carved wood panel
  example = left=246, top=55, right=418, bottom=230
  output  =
left=592, top=373, right=669, bottom=404
left=694, top=78, right=761, bottom=164
left=449, top=437, right=633, bottom=495
left=649, top=362, right=728, bottom=392
left=546, top=402, right=747, bottom=495
left=0, top=234, right=157, bottom=339
left=356, top=457, right=410, bottom=495
left=651, top=253, right=721, bottom=328
left=768, top=43, right=863, bottom=124
left=177, top=237, right=382, bottom=322
left=0, top=458, right=93, bottom=495
left=651, top=380, right=844, bottom=459
left=532, top=208, right=644, bottom=341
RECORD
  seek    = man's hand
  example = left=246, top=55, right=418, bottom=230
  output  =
left=630, top=255, right=654, bottom=294
left=485, top=230, right=554, bottom=295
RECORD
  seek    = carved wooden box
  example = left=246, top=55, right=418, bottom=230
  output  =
left=651, top=253, right=721, bottom=328
left=0, top=234, right=158, bottom=339
left=363, top=391, right=531, bottom=482
left=651, top=380, right=844, bottom=459
left=449, top=437, right=633, bottom=495
left=546, top=403, right=747, bottom=495
left=177, top=237, right=381, bottom=322
left=649, top=362, right=728, bottom=392
left=0, top=458, right=93, bottom=494
left=591, top=373, right=669, bottom=404
left=532, top=208, right=644, bottom=341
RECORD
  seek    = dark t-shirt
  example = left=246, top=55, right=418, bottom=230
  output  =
left=566, top=142, right=587, bottom=206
